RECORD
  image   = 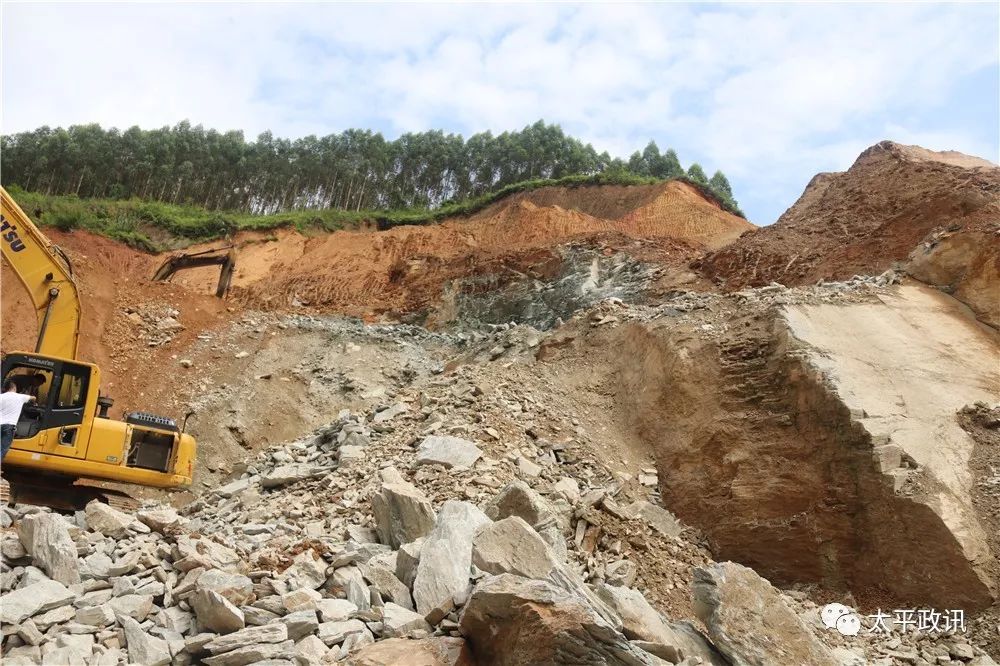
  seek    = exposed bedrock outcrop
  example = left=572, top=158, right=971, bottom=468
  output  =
left=618, top=284, right=999, bottom=610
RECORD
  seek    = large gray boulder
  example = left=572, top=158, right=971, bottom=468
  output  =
left=0, top=579, right=75, bottom=624
left=121, top=615, right=171, bottom=666
left=460, top=574, right=655, bottom=665
left=472, top=515, right=556, bottom=579
left=471, top=516, right=621, bottom=629
left=197, top=569, right=255, bottom=606
left=484, top=480, right=567, bottom=560
left=693, top=562, right=838, bottom=666
left=192, top=589, right=245, bottom=634
left=415, top=436, right=482, bottom=469
left=17, top=513, right=80, bottom=585
left=372, top=482, right=436, bottom=549
left=412, top=501, right=491, bottom=616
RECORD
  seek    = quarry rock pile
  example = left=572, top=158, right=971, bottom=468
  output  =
left=2, top=293, right=996, bottom=664
left=2, top=143, right=999, bottom=665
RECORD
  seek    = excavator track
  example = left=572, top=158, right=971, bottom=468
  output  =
left=0, top=471, right=139, bottom=512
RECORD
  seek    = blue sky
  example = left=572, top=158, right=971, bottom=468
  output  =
left=2, top=2, right=997, bottom=224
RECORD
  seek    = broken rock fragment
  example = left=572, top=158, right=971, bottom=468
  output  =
left=415, top=435, right=482, bottom=469
left=0, top=579, right=75, bottom=624
left=484, top=480, right=567, bottom=560
left=412, top=501, right=491, bottom=616
left=17, top=512, right=81, bottom=585
left=120, top=615, right=172, bottom=666
left=372, top=481, right=437, bottom=549
left=346, top=637, right=473, bottom=666
left=693, top=562, right=838, bottom=666
left=460, top=573, right=655, bottom=665
left=192, top=588, right=246, bottom=634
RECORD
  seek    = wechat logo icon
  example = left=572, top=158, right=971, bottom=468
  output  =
left=821, top=603, right=862, bottom=636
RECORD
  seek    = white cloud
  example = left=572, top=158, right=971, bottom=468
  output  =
left=2, top=2, right=997, bottom=223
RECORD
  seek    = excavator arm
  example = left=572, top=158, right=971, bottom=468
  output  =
left=152, top=245, right=236, bottom=298
left=0, top=186, right=81, bottom=360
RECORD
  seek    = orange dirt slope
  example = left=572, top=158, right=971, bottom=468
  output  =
left=170, top=180, right=753, bottom=316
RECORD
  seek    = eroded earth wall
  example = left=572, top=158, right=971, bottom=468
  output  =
left=618, top=283, right=999, bottom=610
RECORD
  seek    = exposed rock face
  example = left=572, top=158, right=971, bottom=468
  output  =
left=460, top=574, right=654, bottom=665
left=692, top=562, right=837, bottom=666
left=412, top=501, right=491, bottom=615
left=620, top=283, right=999, bottom=610
left=905, top=224, right=1000, bottom=329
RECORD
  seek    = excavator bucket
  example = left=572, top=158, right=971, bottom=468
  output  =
left=152, top=245, right=236, bottom=297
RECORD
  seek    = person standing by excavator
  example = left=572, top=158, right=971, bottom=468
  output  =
left=1, top=380, right=35, bottom=461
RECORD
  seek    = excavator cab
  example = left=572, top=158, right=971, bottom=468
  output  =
left=1, top=352, right=195, bottom=490
left=1, top=186, right=196, bottom=506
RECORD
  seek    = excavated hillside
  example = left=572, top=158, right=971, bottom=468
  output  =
left=166, top=180, right=751, bottom=324
left=1, top=144, right=999, bottom=665
left=699, top=141, right=1000, bottom=327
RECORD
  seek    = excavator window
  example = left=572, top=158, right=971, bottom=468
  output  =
left=4, top=367, right=53, bottom=403
left=2, top=359, right=91, bottom=440
left=54, top=366, right=88, bottom=409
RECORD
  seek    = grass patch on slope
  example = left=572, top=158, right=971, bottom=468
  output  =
left=6, top=172, right=742, bottom=252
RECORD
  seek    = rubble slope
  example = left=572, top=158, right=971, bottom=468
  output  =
left=698, top=142, right=1000, bottom=317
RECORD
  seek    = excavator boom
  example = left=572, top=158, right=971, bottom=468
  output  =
left=1, top=188, right=81, bottom=360
left=0, top=186, right=195, bottom=506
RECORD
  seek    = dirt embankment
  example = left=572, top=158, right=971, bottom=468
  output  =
left=2, top=181, right=749, bottom=420
left=608, top=283, right=999, bottom=611
left=698, top=141, right=1000, bottom=323
left=1, top=229, right=236, bottom=419
left=168, top=180, right=752, bottom=319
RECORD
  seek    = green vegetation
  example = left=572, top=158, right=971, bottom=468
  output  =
left=7, top=169, right=738, bottom=252
left=2, top=120, right=742, bottom=218
left=2, top=121, right=744, bottom=251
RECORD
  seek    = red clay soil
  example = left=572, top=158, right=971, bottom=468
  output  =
left=697, top=141, right=1000, bottom=289
left=169, top=180, right=752, bottom=317
left=2, top=181, right=750, bottom=409
left=1, top=229, right=235, bottom=419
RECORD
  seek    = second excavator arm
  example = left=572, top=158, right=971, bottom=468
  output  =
left=0, top=187, right=81, bottom=361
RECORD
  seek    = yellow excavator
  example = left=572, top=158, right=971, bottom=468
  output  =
left=1, top=186, right=195, bottom=508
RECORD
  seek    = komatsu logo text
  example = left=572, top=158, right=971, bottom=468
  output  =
left=1, top=214, right=27, bottom=252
